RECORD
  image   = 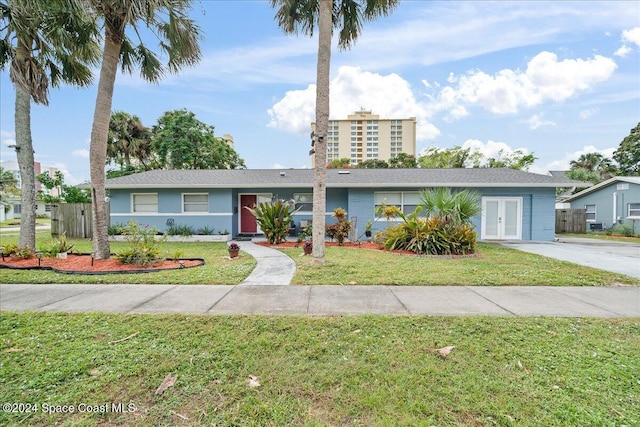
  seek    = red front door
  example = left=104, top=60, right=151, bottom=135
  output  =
left=240, top=195, right=257, bottom=233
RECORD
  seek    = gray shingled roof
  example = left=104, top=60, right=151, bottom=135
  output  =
left=98, top=168, right=586, bottom=189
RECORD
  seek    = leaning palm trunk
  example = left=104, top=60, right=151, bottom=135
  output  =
left=90, top=30, right=120, bottom=259
left=14, top=83, right=36, bottom=250
left=311, top=0, right=332, bottom=262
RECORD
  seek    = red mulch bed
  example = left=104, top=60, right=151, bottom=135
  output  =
left=255, top=241, right=418, bottom=256
left=0, top=253, right=203, bottom=274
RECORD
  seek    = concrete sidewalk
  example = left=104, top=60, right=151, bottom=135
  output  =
left=1, top=284, right=638, bottom=317
left=237, top=241, right=295, bottom=285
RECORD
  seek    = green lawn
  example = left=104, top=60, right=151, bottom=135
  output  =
left=1, top=313, right=638, bottom=426
left=559, top=233, right=640, bottom=243
left=279, top=243, right=639, bottom=286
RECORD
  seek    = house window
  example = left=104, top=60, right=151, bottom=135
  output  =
left=374, top=192, right=420, bottom=216
left=628, top=203, right=640, bottom=218
left=585, top=204, right=596, bottom=222
left=14, top=204, right=21, bottom=214
left=132, top=193, right=158, bottom=213
left=45, top=204, right=51, bottom=213
left=183, top=193, right=208, bottom=213
left=293, top=193, right=313, bottom=211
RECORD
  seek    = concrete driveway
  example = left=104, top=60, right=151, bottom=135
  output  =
left=500, top=237, right=640, bottom=279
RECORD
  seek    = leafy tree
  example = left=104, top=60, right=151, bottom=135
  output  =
left=0, top=0, right=98, bottom=248
left=271, top=0, right=398, bottom=262
left=484, top=149, right=536, bottom=171
left=86, top=0, right=202, bottom=259
left=356, top=159, right=389, bottom=168
left=107, top=111, right=152, bottom=170
left=389, top=152, right=418, bottom=168
left=0, top=166, right=19, bottom=199
left=152, top=109, right=246, bottom=170
left=326, top=158, right=353, bottom=168
left=419, top=146, right=480, bottom=169
left=613, top=122, right=640, bottom=176
left=37, top=170, right=91, bottom=203
left=569, top=152, right=617, bottom=183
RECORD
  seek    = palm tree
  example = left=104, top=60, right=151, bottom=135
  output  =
left=569, top=152, right=617, bottom=182
left=107, top=111, right=152, bottom=170
left=271, top=0, right=398, bottom=262
left=0, top=0, right=98, bottom=249
left=86, top=0, right=202, bottom=259
left=420, top=188, right=481, bottom=225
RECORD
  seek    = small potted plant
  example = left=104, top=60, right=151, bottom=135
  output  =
left=228, top=242, right=240, bottom=258
left=303, top=241, right=313, bottom=255
left=364, top=220, right=373, bottom=238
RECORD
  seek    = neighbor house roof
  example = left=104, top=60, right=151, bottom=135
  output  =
left=97, top=168, right=586, bottom=190
left=564, top=176, right=640, bottom=202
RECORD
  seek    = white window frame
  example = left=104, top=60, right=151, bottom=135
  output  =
left=293, top=193, right=313, bottom=212
left=182, top=193, right=209, bottom=214
left=585, top=204, right=596, bottom=222
left=374, top=191, right=421, bottom=219
left=132, top=193, right=158, bottom=213
left=628, top=203, right=640, bottom=219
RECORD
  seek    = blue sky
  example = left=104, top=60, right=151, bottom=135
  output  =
left=1, top=1, right=639, bottom=184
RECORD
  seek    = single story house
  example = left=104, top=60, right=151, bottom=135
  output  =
left=564, top=176, right=640, bottom=231
left=101, top=168, right=582, bottom=241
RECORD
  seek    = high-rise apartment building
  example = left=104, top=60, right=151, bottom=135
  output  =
left=311, top=110, right=416, bottom=166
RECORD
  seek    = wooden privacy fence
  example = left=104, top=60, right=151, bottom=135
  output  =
left=555, top=208, right=586, bottom=234
left=51, top=203, right=93, bottom=238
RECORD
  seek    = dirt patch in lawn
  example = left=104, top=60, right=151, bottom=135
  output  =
left=0, top=253, right=204, bottom=274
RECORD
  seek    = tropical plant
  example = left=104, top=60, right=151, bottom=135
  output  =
left=114, top=220, right=163, bottom=266
left=420, top=188, right=481, bottom=225
left=166, top=223, right=194, bottom=236
left=86, top=0, right=202, bottom=259
left=0, top=0, right=99, bottom=250
left=36, top=170, right=91, bottom=203
left=245, top=199, right=299, bottom=244
left=107, top=111, right=153, bottom=171
left=197, top=225, right=215, bottom=235
left=569, top=152, right=617, bottom=183
left=325, top=206, right=351, bottom=245
left=271, top=0, right=398, bottom=262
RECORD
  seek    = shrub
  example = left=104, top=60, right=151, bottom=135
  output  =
left=611, top=223, right=635, bottom=237
left=2, top=243, right=18, bottom=257
left=245, top=199, right=299, bottom=244
left=326, top=207, right=351, bottom=245
left=381, top=214, right=477, bottom=256
left=38, top=233, right=75, bottom=258
left=197, top=225, right=215, bottom=235
left=115, top=221, right=163, bottom=266
left=166, top=224, right=195, bottom=236
left=108, top=223, right=125, bottom=235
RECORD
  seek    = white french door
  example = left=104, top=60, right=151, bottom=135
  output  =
left=481, top=197, right=522, bottom=240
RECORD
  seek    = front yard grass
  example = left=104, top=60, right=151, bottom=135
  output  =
left=559, top=232, right=640, bottom=243
left=0, top=238, right=255, bottom=285
left=1, top=313, right=638, bottom=426
left=279, top=243, right=638, bottom=286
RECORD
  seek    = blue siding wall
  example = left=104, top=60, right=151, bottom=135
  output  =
left=569, top=182, right=640, bottom=229
left=109, top=188, right=234, bottom=234
left=110, top=186, right=557, bottom=240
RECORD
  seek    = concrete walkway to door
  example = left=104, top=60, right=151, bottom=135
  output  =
left=236, top=241, right=296, bottom=285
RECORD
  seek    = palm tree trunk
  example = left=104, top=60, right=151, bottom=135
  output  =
left=15, top=84, right=37, bottom=250
left=14, top=41, right=36, bottom=250
left=311, top=0, right=332, bottom=263
left=90, top=30, right=120, bottom=259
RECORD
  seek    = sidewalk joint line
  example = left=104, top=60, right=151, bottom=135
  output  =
left=465, top=287, right=516, bottom=316
left=206, top=285, right=238, bottom=313
left=388, top=287, right=411, bottom=315
left=550, top=288, right=625, bottom=317
left=127, top=286, right=177, bottom=313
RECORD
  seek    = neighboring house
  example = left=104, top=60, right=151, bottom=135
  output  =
left=564, top=176, right=640, bottom=231
left=101, top=168, right=582, bottom=241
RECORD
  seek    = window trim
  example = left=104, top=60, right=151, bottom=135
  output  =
left=585, top=204, right=596, bottom=222
left=628, top=203, right=640, bottom=219
left=131, top=193, right=158, bottom=213
left=182, top=193, right=209, bottom=214
left=374, top=191, right=421, bottom=219
left=293, top=192, right=313, bottom=213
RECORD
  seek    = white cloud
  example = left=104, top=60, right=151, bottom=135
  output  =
left=425, top=51, right=617, bottom=118
left=615, top=27, right=640, bottom=57
left=579, top=108, right=598, bottom=119
left=525, top=113, right=556, bottom=130
left=1, top=130, right=16, bottom=146
left=73, top=149, right=90, bottom=158
left=268, top=66, right=440, bottom=141
left=622, top=27, right=640, bottom=46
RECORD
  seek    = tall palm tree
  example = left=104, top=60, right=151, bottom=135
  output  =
left=0, top=0, right=98, bottom=249
left=271, top=0, right=398, bottom=262
left=569, top=152, right=617, bottom=182
left=107, top=111, right=152, bottom=170
left=86, top=0, right=202, bottom=259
